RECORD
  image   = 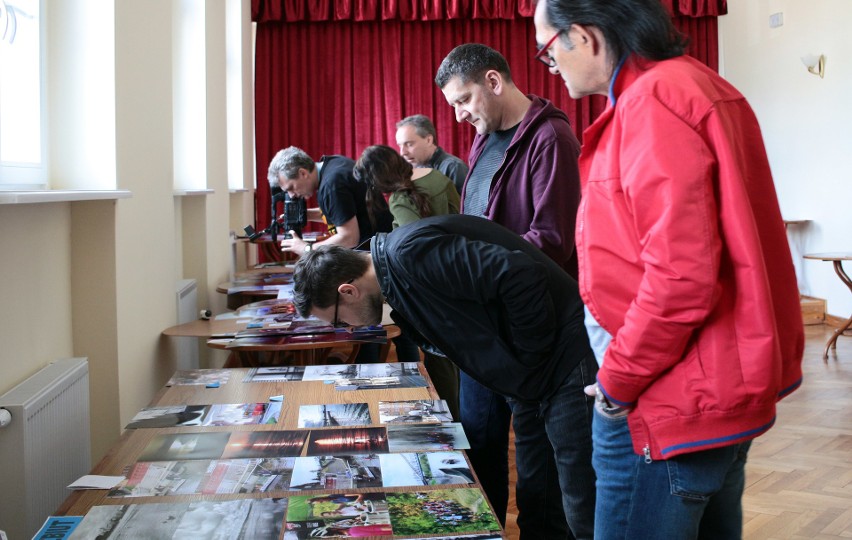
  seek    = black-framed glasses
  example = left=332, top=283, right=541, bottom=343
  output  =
left=534, top=31, right=563, bottom=68
left=332, top=279, right=355, bottom=328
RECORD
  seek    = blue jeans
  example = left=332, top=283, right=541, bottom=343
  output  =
left=459, top=371, right=511, bottom=525
left=506, top=353, right=597, bottom=540
left=593, top=409, right=751, bottom=540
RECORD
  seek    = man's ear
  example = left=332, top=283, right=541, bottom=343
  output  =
left=338, top=281, right=361, bottom=299
left=571, top=24, right=605, bottom=56
left=298, top=168, right=310, bottom=179
left=484, top=69, right=503, bottom=95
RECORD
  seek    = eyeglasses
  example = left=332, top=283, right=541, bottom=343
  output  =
left=332, top=279, right=355, bottom=328
left=534, top=31, right=563, bottom=68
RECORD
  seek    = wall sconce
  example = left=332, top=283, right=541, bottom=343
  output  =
left=800, top=53, right=825, bottom=78
left=0, top=0, right=19, bottom=45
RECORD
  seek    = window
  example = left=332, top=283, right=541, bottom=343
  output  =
left=0, top=0, right=46, bottom=188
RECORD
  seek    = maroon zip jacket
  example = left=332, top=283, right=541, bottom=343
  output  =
left=462, top=95, right=581, bottom=277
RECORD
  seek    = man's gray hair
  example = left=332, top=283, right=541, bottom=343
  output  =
left=267, top=146, right=316, bottom=188
left=396, top=114, right=438, bottom=144
left=435, top=43, right=513, bottom=89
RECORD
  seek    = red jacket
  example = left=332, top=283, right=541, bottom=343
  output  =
left=577, top=55, right=804, bottom=460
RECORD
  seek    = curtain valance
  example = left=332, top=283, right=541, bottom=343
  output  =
left=251, top=0, right=726, bottom=23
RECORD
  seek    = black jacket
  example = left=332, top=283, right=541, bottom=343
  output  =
left=371, top=214, right=591, bottom=402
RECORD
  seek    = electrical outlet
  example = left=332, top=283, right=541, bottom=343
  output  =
left=769, top=12, right=783, bottom=28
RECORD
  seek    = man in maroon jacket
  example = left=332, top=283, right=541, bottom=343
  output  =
left=435, top=43, right=588, bottom=539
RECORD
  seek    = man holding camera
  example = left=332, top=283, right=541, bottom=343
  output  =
left=267, top=146, right=393, bottom=255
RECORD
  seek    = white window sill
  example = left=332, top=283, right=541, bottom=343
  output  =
left=229, top=188, right=250, bottom=194
left=0, top=190, right=133, bottom=205
left=174, top=189, right=215, bottom=196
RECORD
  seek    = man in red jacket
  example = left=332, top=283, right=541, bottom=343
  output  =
left=534, top=0, right=804, bottom=538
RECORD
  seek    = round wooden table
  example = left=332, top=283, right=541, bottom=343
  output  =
left=803, top=252, right=852, bottom=359
left=209, top=325, right=401, bottom=367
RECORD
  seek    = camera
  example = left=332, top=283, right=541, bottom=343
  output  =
left=283, top=194, right=308, bottom=237
left=242, top=189, right=309, bottom=243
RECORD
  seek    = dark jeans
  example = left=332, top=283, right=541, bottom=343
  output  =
left=459, top=370, right=511, bottom=525
left=506, top=353, right=597, bottom=540
left=593, top=408, right=751, bottom=540
left=423, top=353, right=460, bottom=421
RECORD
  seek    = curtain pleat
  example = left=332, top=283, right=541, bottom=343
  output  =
left=252, top=4, right=722, bottom=241
left=253, top=0, right=724, bottom=21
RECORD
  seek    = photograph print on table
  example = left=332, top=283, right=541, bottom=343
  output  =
left=243, top=365, right=306, bottom=383
left=108, top=457, right=295, bottom=498
left=305, top=427, right=389, bottom=456
left=126, top=403, right=280, bottom=429
left=284, top=492, right=392, bottom=539
left=387, top=423, right=471, bottom=452
left=288, top=454, right=382, bottom=491
left=68, top=498, right=288, bottom=540
left=297, top=403, right=372, bottom=428
left=386, top=488, right=500, bottom=537
left=221, top=430, right=308, bottom=459
left=379, top=451, right=473, bottom=487
left=378, top=400, right=453, bottom=424
left=165, top=369, right=232, bottom=386
left=138, top=432, right=232, bottom=462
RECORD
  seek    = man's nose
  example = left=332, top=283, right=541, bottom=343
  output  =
left=455, top=107, right=468, bottom=123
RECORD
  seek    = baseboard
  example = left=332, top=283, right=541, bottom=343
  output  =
left=800, top=295, right=826, bottom=326
left=825, top=313, right=851, bottom=330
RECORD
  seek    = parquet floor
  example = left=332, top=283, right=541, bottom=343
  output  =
left=504, top=324, right=852, bottom=539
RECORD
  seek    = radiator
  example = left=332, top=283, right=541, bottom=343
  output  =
left=0, top=358, right=91, bottom=540
left=176, top=279, right=199, bottom=371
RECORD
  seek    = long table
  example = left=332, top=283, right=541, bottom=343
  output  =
left=54, top=364, right=503, bottom=539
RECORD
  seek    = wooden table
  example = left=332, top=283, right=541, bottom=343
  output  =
left=237, top=233, right=293, bottom=263
left=216, top=280, right=291, bottom=310
left=54, top=365, right=500, bottom=539
left=164, top=316, right=400, bottom=367
left=804, top=252, right=852, bottom=359
left=238, top=231, right=326, bottom=263
left=210, top=327, right=401, bottom=367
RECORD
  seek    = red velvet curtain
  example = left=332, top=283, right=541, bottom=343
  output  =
left=252, top=0, right=725, bottom=232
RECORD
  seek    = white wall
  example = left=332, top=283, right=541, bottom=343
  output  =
left=720, top=0, right=852, bottom=318
left=0, top=0, right=256, bottom=463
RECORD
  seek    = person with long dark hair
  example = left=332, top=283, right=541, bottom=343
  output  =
left=354, top=144, right=462, bottom=421
left=354, top=144, right=459, bottom=230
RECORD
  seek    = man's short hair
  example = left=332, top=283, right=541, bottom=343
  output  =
left=266, top=146, right=316, bottom=188
left=396, top=114, right=438, bottom=144
left=292, top=245, right=371, bottom=317
left=435, top=43, right=513, bottom=88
